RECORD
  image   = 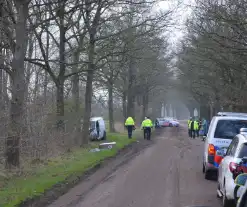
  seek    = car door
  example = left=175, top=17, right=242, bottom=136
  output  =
left=219, top=138, right=237, bottom=189
left=223, top=137, right=239, bottom=185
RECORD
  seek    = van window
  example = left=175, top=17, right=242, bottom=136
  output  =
left=238, top=143, right=247, bottom=158
left=214, top=120, right=247, bottom=139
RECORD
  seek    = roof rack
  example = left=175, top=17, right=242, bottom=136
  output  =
left=217, top=112, right=247, bottom=117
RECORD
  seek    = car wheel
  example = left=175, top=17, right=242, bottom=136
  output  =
left=223, top=185, right=235, bottom=207
left=217, top=183, right=221, bottom=198
left=234, top=185, right=240, bottom=204
left=102, top=131, right=106, bottom=140
left=205, top=170, right=212, bottom=180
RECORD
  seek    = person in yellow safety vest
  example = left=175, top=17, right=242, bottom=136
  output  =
left=188, top=117, right=192, bottom=137
left=195, top=119, right=200, bottom=137
left=189, top=118, right=199, bottom=139
left=141, top=116, right=153, bottom=140
left=125, top=117, right=135, bottom=139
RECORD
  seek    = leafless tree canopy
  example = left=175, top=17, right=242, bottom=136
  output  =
left=176, top=0, right=247, bottom=119
left=0, top=0, right=175, bottom=169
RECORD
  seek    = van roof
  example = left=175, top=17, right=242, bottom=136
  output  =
left=90, top=117, right=103, bottom=121
left=214, top=115, right=247, bottom=121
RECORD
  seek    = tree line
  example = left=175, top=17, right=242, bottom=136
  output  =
left=0, top=0, right=174, bottom=169
left=176, top=0, right=247, bottom=119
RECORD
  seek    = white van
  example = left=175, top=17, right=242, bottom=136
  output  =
left=89, top=117, right=106, bottom=140
left=203, top=112, right=247, bottom=180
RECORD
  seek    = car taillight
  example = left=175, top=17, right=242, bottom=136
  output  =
left=208, top=144, right=215, bottom=155
left=229, top=162, right=238, bottom=173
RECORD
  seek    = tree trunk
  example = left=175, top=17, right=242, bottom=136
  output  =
left=56, top=81, right=65, bottom=130
left=33, top=70, right=39, bottom=101
left=72, top=51, right=80, bottom=113
left=56, top=2, right=66, bottom=130
left=44, top=71, right=48, bottom=104
left=24, top=35, right=34, bottom=102
left=82, top=41, right=95, bottom=144
left=71, top=51, right=80, bottom=144
left=122, top=91, right=127, bottom=121
left=6, top=0, right=29, bottom=169
left=142, top=93, right=148, bottom=120
left=0, top=65, right=3, bottom=110
left=127, top=58, right=135, bottom=119
left=108, top=83, right=115, bottom=132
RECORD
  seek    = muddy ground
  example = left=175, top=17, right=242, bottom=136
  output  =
left=46, top=124, right=221, bottom=207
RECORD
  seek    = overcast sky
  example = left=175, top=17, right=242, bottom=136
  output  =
left=157, top=0, right=194, bottom=46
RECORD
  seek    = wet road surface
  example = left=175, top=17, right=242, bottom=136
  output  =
left=49, top=125, right=221, bottom=207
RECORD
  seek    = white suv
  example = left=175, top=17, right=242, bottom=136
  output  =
left=203, top=112, right=247, bottom=181
left=218, top=131, right=247, bottom=207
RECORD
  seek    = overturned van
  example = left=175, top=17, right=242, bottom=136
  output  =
left=89, top=117, right=106, bottom=140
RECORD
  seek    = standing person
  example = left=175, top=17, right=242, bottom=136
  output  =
left=202, top=118, right=208, bottom=136
left=188, top=117, right=192, bottom=137
left=195, top=119, right=200, bottom=137
left=189, top=118, right=197, bottom=139
left=155, top=119, right=159, bottom=128
left=141, top=116, right=153, bottom=140
left=125, top=117, right=135, bottom=139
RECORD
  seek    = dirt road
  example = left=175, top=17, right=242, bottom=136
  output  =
left=49, top=125, right=221, bottom=207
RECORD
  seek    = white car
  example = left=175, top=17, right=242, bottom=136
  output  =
left=218, top=129, right=247, bottom=207
left=233, top=173, right=247, bottom=207
left=203, top=112, right=247, bottom=180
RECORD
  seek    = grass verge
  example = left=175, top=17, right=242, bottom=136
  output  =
left=0, top=131, right=140, bottom=207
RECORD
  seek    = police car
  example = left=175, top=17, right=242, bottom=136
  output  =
left=217, top=131, right=247, bottom=207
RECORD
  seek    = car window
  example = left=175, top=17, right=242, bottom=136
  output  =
left=214, top=119, right=247, bottom=139
left=238, top=143, right=247, bottom=158
left=231, top=139, right=239, bottom=156
left=226, top=138, right=236, bottom=156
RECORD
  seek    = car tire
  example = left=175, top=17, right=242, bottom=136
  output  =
left=217, top=183, right=221, bottom=198
left=234, top=185, right=240, bottom=204
left=102, top=131, right=106, bottom=140
left=205, top=170, right=211, bottom=180
left=223, top=185, right=235, bottom=207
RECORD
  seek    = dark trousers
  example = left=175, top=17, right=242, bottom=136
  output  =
left=144, top=127, right=151, bottom=140
left=127, top=126, right=133, bottom=138
left=188, top=129, right=191, bottom=137
left=196, top=130, right=199, bottom=137
left=191, top=130, right=196, bottom=138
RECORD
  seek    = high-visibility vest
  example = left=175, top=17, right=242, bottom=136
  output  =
left=188, top=120, right=192, bottom=128
left=142, top=119, right=153, bottom=128
left=189, top=121, right=198, bottom=130
left=125, top=117, right=135, bottom=126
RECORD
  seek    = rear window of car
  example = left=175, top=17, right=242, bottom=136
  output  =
left=214, top=119, right=247, bottom=139
left=238, top=143, right=247, bottom=158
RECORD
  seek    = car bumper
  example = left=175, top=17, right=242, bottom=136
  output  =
left=205, top=162, right=218, bottom=171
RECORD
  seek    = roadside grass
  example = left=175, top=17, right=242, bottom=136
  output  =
left=0, top=130, right=141, bottom=207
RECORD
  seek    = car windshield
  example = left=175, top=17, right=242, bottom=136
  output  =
left=214, top=119, right=247, bottom=139
left=238, top=143, right=247, bottom=158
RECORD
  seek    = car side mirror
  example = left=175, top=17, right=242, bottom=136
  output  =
left=235, top=173, right=247, bottom=186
